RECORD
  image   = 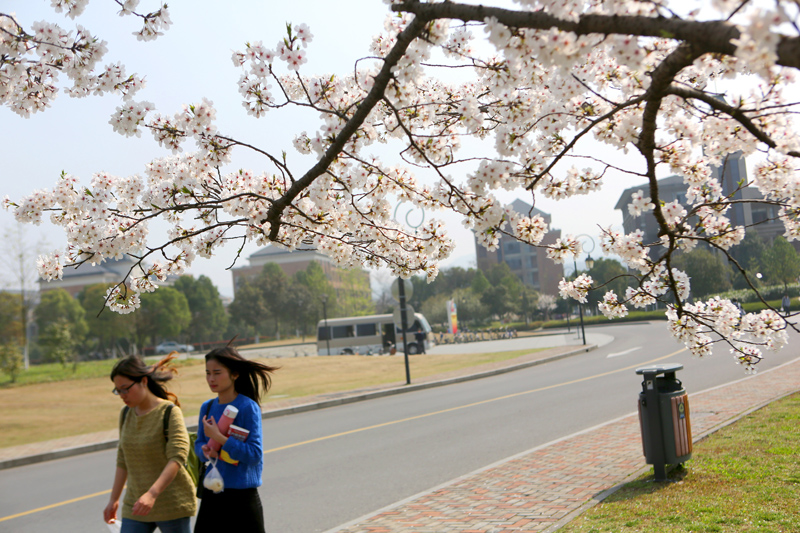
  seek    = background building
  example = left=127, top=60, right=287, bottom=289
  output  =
left=615, top=151, right=788, bottom=256
left=231, top=245, right=371, bottom=302
left=37, top=256, right=145, bottom=297
left=474, top=199, right=563, bottom=295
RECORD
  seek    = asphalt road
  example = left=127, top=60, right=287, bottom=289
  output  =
left=2, top=322, right=798, bottom=532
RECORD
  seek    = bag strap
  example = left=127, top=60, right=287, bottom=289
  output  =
left=120, top=403, right=176, bottom=442
left=120, top=406, right=129, bottom=430
left=163, top=403, right=174, bottom=442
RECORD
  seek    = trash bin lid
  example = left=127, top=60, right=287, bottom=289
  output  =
left=635, top=363, right=684, bottom=376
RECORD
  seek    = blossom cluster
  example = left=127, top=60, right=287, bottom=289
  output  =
left=0, top=2, right=173, bottom=117
left=665, top=298, right=789, bottom=373
left=558, top=274, right=593, bottom=304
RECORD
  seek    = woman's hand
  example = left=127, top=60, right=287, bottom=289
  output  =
left=103, top=499, right=119, bottom=523
left=202, top=415, right=227, bottom=446
left=132, top=490, right=157, bottom=516
left=201, top=443, right=218, bottom=460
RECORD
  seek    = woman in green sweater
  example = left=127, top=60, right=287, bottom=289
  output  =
left=104, top=355, right=197, bottom=533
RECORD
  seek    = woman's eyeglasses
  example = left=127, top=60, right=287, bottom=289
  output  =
left=112, top=382, right=138, bottom=395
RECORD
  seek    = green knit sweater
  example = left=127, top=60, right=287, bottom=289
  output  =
left=116, top=400, right=197, bottom=522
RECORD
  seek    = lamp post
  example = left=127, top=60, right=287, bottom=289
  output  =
left=320, top=293, right=330, bottom=355
left=573, top=234, right=596, bottom=346
left=392, top=201, right=424, bottom=385
left=397, top=277, right=411, bottom=385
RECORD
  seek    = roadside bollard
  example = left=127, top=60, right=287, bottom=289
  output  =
left=636, top=363, right=692, bottom=481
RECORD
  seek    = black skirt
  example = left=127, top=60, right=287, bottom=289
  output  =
left=194, top=487, right=265, bottom=533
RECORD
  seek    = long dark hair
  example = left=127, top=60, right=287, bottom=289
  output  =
left=111, top=354, right=181, bottom=407
left=205, top=346, right=279, bottom=405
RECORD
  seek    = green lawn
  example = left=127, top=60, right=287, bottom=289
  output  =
left=560, top=392, right=800, bottom=533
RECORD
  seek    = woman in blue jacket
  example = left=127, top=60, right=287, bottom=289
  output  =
left=194, top=346, right=278, bottom=533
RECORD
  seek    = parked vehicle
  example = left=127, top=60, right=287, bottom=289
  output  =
left=155, top=341, right=194, bottom=354
left=316, top=313, right=433, bottom=356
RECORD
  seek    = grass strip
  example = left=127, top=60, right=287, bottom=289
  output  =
left=560, top=392, right=800, bottom=533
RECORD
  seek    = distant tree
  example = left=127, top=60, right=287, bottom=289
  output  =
left=78, top=284, right=136, bottom=356
left=0, top=292, right=24, bottom=344
left=486, top=263, right=520, bottom=291
left=136, top=287, right=191, bottom=350
left=228, top=278, right=270, bottom=341
left=38, top=319, right=78, bottom=368
left=761, top=236, right=800, bottom=292
left=585, top=258, right=630, bottom=310
left=481, top=284, right=512, bottom=319
left=371, top=268, right=397, bottom=314
left=285, top=279, right=317, bottom=340
left=452, top=288, right=484, bottom=327
left=730, top=232, right=769, bottom=289
left=336, top=269, right=374, bottom=317
left=517, top=285, right=539, bottom=326
left=229, top=263, right=288, bottom=339
left=258, top=263, right=289, bottom=336
left=0, top=292, right=24, bottom=381
left=0, top=342, right=24, bottom=383
left=420, top=292, right=450, bottom=326
left=172, top=275, right=228, bottom=344
left=672, top=248, right=733, bottom=298
left=0, top=223, right=48, bottom=369
left=470, top=270, right=491, bottom=294
left=295, top=261, right=337, bottom=319
left=35, top=289, right=88, bottom=349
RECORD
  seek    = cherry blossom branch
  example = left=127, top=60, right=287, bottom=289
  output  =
left=665, top=85, right=800, bottom=158
left=527, top=95, right=646, bottom=189
left=262, top=17, right=428, bottom=239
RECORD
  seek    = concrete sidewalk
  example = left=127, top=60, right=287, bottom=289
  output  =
left=323, top=357, right=800, bottom=533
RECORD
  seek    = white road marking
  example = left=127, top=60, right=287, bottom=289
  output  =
left=607, top=347, right=641, bottom=358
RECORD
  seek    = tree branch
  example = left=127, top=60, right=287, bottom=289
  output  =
left=665, top=85, right=800, bottom=158
left=392, top=2, right=800, bottom=70
left=263, top=17, right=428, bottom=239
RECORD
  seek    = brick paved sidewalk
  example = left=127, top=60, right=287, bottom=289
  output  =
left=326, top=358, right=800, bottom=533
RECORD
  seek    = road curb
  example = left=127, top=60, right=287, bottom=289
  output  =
left=0, top=344, right=596, bottom=471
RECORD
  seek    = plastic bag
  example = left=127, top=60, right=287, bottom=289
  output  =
left=202, top=458, right=224, bottom=493
left=106, top=519, right=121, bottom=532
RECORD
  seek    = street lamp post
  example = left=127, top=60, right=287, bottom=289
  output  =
left=320, top=293, right=330, bottom=355
left=573, top=234, right=596, bottom=346
left=397, top=277, right=411, bottom=385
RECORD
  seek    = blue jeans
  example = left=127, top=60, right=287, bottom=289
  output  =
left=121, top=517, right=191, bottom=533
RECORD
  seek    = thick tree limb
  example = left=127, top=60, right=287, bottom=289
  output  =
left=393, top=2, right=800, bottom=70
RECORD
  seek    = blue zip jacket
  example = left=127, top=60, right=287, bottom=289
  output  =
left=195, top=394, right=263, bottom=489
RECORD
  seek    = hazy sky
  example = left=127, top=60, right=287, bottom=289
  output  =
left=2, top=1, right=671, bottom=297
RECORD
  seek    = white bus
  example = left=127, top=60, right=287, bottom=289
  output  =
left=316, top=313, right=433, bottom=355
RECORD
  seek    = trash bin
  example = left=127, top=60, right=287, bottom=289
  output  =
left=636, top=363, right=692, bottom=480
